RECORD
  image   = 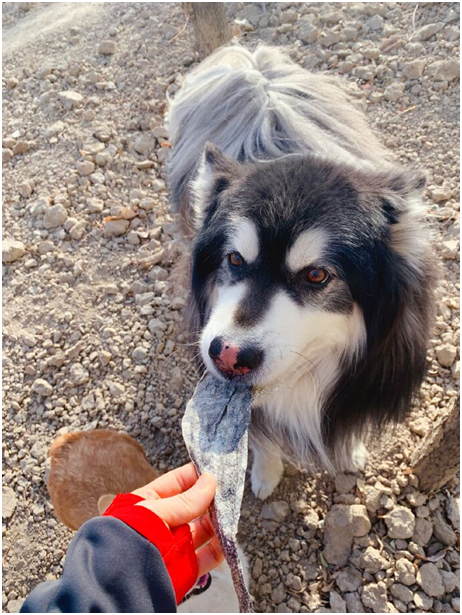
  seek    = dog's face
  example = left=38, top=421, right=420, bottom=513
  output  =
left=190, top=145, right=428, bottom=389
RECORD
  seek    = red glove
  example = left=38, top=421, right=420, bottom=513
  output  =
left=103, top=493, right=198, bottom=604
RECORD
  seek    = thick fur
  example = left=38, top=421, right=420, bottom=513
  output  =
left=167, top=45, right=436, bottom=496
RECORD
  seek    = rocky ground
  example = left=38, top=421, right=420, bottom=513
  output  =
left=2, top=2, right=460, bottom=613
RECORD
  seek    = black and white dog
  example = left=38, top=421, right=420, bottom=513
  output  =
left=167, top=45, right=435, bottom=500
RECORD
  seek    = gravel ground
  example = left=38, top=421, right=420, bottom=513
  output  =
left=2, top=2, right=460, bottom=613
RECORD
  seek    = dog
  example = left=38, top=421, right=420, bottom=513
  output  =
left=167, top=44, right=436, bottom=500
left=47, top=430, right=247, bottom=612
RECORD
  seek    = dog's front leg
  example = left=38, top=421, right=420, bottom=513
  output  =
left=250, top=446, right=284, bottom=501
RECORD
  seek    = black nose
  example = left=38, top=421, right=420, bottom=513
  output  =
left=236, top=346, right=263, bottom=371
left=208, top=337, right=223, bottom=360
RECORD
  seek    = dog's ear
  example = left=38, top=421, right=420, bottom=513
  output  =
left=379, top=167, right=429, bottom=264
left=190, top=143, right=241, bottom=228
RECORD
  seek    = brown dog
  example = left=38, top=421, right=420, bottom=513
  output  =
left=47, top=430, right=158, bottom=530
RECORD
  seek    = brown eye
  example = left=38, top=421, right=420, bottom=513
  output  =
left=228, top=251, right=244, bottom=267
left=306, top=267, right=330, bottom=285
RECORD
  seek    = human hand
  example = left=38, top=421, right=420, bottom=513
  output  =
left=132, top=463, right=224, bottom=576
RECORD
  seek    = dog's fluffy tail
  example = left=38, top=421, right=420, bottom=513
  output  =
left=167, top=44, right=392, bottom=212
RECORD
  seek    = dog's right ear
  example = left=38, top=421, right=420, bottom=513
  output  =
left=190, top=143, right=241, bottom=228
left=98, top=493, right=116, bottom=515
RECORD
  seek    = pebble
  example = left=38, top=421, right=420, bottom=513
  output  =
left=69, top=363, right=90, bottom=386
left=32, top=378, right=53, bottom=397
left=324, top=504, right=371, bottom=565
left=436, top=344, right=457, bottom=367
left=2, top=239, right=26, bottom=263
left=413, top=22, right=444, bottom=41
left=58, top=90, right=84, bottom=108
left=98, top=40, right=116, bottom=55
left=134, top=134, right=155, bottom=156
left=2, top=486, right=17, bottom=519
left=409, top=417, right=429, bottom=436
left=43, top=204, right=68, bottom=229
left=76, top=160, right=95, bottom=176
left=384, top=506, right=415, bottom=539
left=416, top=563, right=445, bottom=597
left=262, top=501, right=291, bottom=522
left=432, top=510, right=457, bottom=546
left=362, top=582, right=388, bottom=613
left=403, top=59, right=425, bottom=79
left=103, top=219, right=130, bottom=237
left=384, top=83, right=405, bottom=102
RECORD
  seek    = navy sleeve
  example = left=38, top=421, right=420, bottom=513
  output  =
left=21, top=516, right=177, bottom=613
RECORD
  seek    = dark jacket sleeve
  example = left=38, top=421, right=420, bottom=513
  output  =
left=21, top=517, right=177, bottom=613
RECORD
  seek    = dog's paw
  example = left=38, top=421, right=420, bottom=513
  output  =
left=341, top=441, right=368, bottom=473
left=251, top=455, right=284, bottom=500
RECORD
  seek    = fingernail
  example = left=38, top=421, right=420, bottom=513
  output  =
left=196, top=472, right=213, bottom=491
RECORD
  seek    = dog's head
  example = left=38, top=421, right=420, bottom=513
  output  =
left=188, top=144, right=434, bottom=428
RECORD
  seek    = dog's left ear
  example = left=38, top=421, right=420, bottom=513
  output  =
left=190, top=142, right=241, bottom=227
left=380, top=167, right=429, bottom=262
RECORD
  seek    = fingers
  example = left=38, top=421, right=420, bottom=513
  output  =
left=138, top=472, right=216, bottom=526
left=189, top=513, right=214, bottom=550
left=132, top=463, right=198, bottom=500
left=196, top=536, right=224, bottom=577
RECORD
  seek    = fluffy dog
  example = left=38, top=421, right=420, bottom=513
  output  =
left=167, top=45, right=435, bottom=499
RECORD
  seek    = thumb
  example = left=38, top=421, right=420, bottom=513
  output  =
left=137, top=472, right=216, bottom=527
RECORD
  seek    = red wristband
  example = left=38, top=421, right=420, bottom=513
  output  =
left=103, top=493, right=198, bottom=604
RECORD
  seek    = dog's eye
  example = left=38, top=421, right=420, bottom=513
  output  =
left=228, top=251, right=244, bottom=267
left=306, top=267, right=330, bottom=285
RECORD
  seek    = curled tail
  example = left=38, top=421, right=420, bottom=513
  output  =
left=167, top=44, right=392, bottom=213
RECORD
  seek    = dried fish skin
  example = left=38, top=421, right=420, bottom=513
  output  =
left=182, top=374, right=253, bottom=613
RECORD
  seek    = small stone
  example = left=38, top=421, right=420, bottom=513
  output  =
left=76, top=160, right=95, bottom=176
left=58, top=90, right=84, bottom=108
left=99, top=350, right=112, bottom=366
left=43, top=204, right=68, bottom=229
left=2, top=486, right=17, bottom=519
left=395, top=558, right=416, bottom=585
left=441, top=239, right=459, bottom=259
left=416, top=563, right=445, bottom=598
left=361, top=546, right=387, bottom=573
left=13, top=140, right=32, bottom=155
left=320, top=32, right=341, bottom=47
left=32, top=378, right=53, bottom=397
left=391, top=583, right=413, bottom=604
left=324, top=504, right=371, bottom=566
left=133, top=346, right=148, bottom=363
left=330, top=591, right=346, bottom=613
left=261, top=501, right=291, bottom=522
left=412, top=517, right=433, bottom=546
left=86, top=198, right=104, bottom=214
left=440, top=570, right=458, bottom=593
left=297, top=19, right=319, bottom=45
left=446, top=496, right=459, bottom=530
left=432, top=510, right=457, bottom=546
left=409, top=417, right=429, bottom=436
left=436, top=344, right=457, bottom=367
left=103, top=219, right=130, bottom=237
left=336, top=567, right=363, bottom=592
left=98, top=40, right=116, bottom=55
left=69, top=363, right=90, bottom=386
left=271, top=583, right=286, bottom=605
left=362, top=582, right=388, bottom=613
left=252, top=557, right=263, bottom=580
left=148, top=318, right=167, bottom=334
left=431, top=59, right=460, bottom=83
left=384, top=83, right=405, bottom=102
left=413, top=22, right=444, bottom=41
left=384, top=506, right=415, bottom=539
left=2, top=148, right=13, bottom=164
left=403, top=59, right=425, bottom=79
left=414, top=591, right=433, bottom=610
left=45, top=121, right=65, bottom=138
left=2, top=239, right=26, bottom=263
left=134, top=134, right=155, bottom=156
left=106, top=380, right=125, bottom=397
left=335, top=473, right=357, bottom=493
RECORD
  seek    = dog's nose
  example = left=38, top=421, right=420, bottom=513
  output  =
left=208, top=337, right=263, bottom=376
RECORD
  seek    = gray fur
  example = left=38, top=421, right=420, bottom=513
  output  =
left=167, top=44, right=394, bottom=214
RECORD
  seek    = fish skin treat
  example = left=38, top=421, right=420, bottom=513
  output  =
left=182, top=374, right=253, bottom=613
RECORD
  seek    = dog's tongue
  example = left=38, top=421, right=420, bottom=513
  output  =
left=182, top=374, right=253, bottom=613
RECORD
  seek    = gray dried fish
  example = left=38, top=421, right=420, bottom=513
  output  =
left=182, top=374, right=253, bottom=613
